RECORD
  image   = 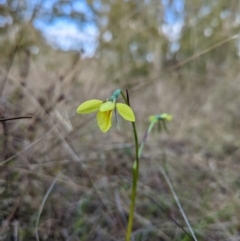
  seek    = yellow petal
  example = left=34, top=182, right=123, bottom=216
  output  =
left=161, top=113, right=173, bottom=121
left=149, top=115, right=157, bottom=122
left=77, top=99, right=102, bottom=114
left=99, top=101, right=115, bottom=112
left=116, top=103, right=135, bottom=122
left=97, top=111, right=113, bottom=132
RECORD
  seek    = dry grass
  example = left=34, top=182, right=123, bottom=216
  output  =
left=1, top=38, right=240, bottom=241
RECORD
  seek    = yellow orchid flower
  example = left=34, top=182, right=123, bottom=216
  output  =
left=148, top=113, right=172, bottom=133
left=149, top=113, right=172, bottom=122
left=76, top=98, right=135, bottom=133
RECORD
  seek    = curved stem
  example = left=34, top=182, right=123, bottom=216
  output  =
left=138, top=120, right=156, bottom=157
left=121, top=91, right=139, bottom=241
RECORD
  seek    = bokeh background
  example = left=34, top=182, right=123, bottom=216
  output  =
left=1, top=0, right=240, bottom=240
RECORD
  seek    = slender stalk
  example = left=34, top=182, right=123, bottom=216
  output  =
left=141, top=118, right=196, bottom=240
left=121, top=91, right=139, bottom=241
left=36, top=173, right=60, bottom=241
left=138, top=120, right=156, bottom=157
left=159, top=166, right=198, bottom=241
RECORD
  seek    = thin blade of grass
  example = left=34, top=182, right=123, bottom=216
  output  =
left=35, top=173, right=60, bottom=241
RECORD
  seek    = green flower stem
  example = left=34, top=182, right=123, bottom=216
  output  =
left=121, top=92, right=162, bottom=241
left=121, top=91, right=139, bottom=241
left=126, top=119, right=157, bottom=240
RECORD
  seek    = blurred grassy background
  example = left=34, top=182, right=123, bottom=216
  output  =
left=1, top=0, right=240, bottom=240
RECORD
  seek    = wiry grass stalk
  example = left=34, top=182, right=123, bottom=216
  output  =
left=35, top=173, right=60, bottom=241
left=139, top=119, right=197, bottom=240
left=158, top=166, right=198, bottom=241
